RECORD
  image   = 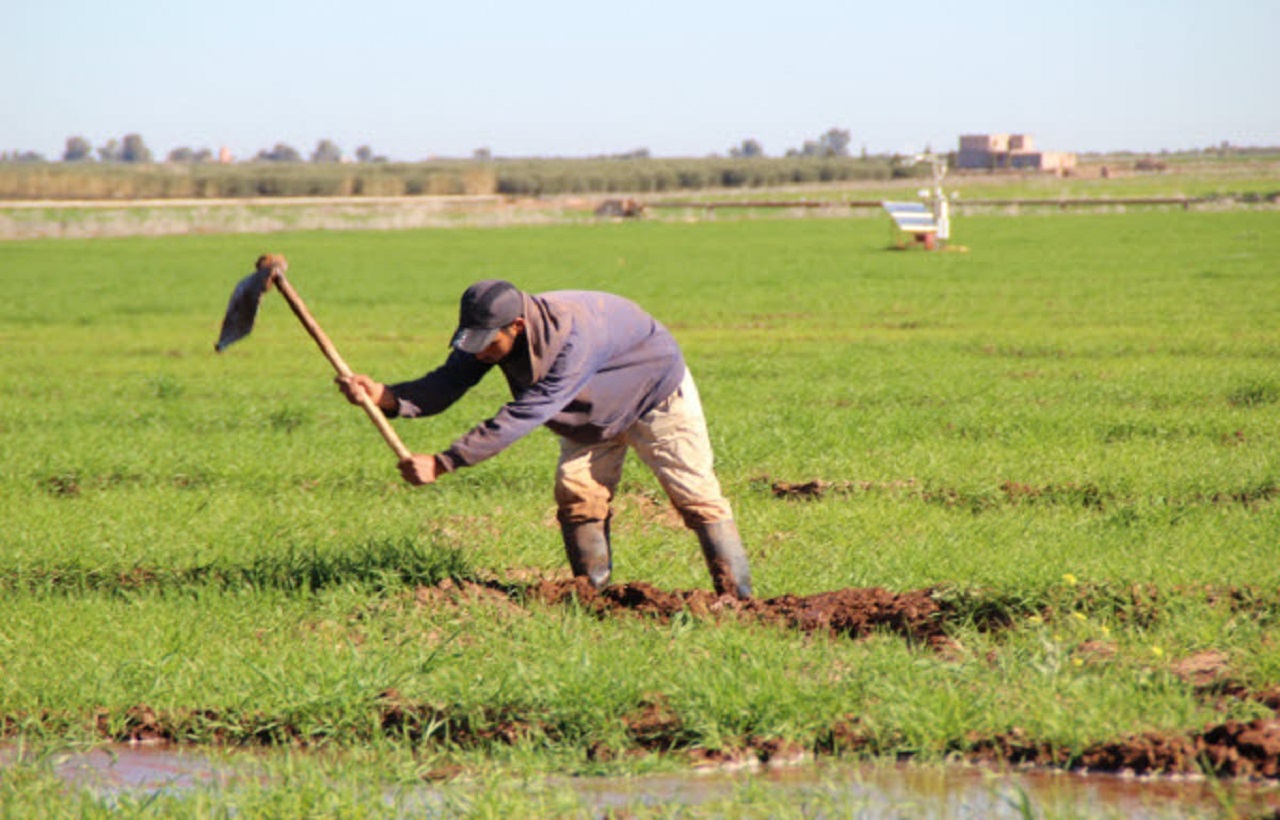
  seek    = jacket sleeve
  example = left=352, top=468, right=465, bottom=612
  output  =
left=438, top=337, right=601, bottom=471
left=386, top=350, right=491, bottom=419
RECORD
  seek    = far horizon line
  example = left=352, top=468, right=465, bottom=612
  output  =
left=7, top=142, right=1279, bottom=166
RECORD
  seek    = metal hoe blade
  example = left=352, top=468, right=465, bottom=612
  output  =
left=214, top=268, right=273, bottom=352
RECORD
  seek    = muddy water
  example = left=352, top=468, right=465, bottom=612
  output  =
left=19, top=743, right=247, bottom=796
left=570, top=763, right=1280, bottom=817
left=10, top=743, right=1280, bottom=816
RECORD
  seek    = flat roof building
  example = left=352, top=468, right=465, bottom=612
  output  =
left=957, top=134, right=1076, bottom=173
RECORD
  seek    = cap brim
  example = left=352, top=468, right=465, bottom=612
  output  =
left=451, top=326, right=501, bottom=354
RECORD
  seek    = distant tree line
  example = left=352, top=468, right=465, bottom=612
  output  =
left=16, top=127, right=861, bottom=167
left=39, top=134, right=392, bottom=166
left=0, top=158, right=922, bottom=201
left=0, top=126, right=938, bottom=199
left=59, top=134, right=154, bottom=163
left=7, top=128, right=1279, bottom=172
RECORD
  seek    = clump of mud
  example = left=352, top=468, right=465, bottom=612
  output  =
left=480, top=578, right=951, bottom=647
left=961, top=718, right=1280, bottom=779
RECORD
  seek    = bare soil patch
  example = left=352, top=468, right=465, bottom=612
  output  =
left=962, top=718, right=1280, bottom=779
left=510, top=578, right=951, bottom=647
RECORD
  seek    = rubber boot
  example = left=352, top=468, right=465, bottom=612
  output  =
left=561, top=518, right=612, bottom=589
left=695, top=519, right=753, bottom=599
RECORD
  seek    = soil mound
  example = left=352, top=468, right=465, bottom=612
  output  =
left=513, top=579, right=948, bottom=645
left=963, top=719, right=1280, bottom=779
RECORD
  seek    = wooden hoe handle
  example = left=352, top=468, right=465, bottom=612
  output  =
left=262, top=258, right=413, bottom=462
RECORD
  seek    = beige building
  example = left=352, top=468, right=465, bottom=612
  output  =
left=957, top=134, right=1076, bottom=172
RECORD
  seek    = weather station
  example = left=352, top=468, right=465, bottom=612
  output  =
left=882, top=152, right=966, bottom=252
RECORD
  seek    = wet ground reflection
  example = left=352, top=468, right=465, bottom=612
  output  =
left=39, top=743, right=245, bottom=796
left=8, top=742, right=1280, bottom=816
left=567, top=761, right=1280, bottom=817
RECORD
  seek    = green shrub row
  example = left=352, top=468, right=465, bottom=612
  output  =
left=0, top=162, right=497, bottom=200
left=490, top=155, right=910, bottom=195
left=0, top=156, right=918, bottom=200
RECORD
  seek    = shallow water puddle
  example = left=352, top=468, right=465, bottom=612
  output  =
left=8, top=743, right=1280, bottom=816
left=34, top=743, right=249, bottom=796
left=567, top=763, right=1280, bottom=817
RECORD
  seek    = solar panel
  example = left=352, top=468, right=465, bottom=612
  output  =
left=882, top=201, right=937, bottom=232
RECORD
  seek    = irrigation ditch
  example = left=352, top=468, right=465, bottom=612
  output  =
left=8, top=741, right=1280, bottom=816
left=7, top=575, right=1278, bottom=783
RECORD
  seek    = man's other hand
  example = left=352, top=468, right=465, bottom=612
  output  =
left=335, top=374, right=393, bottom=411
left=398, top=454, right=441, bottom=486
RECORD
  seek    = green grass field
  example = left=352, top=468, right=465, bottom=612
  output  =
left=0, top=209, right=1277, bottom=814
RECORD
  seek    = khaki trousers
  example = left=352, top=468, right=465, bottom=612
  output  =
left=554, top=370, right=733, bottom=528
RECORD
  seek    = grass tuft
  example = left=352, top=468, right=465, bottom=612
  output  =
left=1226, top=379, right=1280, bottom=407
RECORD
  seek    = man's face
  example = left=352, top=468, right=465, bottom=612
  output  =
left=475, top=317, right=525, bottom=364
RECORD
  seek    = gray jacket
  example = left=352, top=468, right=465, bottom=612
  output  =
left=388, top=290, right=686, bottom=472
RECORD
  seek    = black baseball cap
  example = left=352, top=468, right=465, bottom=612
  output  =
left=450, top=279, right=523, bottom=353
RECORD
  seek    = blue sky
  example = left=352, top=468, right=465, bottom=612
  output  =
left=5, top=0, right=1277, bottom=161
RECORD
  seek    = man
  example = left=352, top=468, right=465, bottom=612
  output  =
left=335, top=279, right=753, bottom=599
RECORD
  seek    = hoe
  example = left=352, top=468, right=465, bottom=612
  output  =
left=215, top=253, right=411, bottom=461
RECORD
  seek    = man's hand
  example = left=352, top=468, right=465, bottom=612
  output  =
left=335, top=374, right=395, bottom=412
left=398, top=454, right=441, bottom=486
